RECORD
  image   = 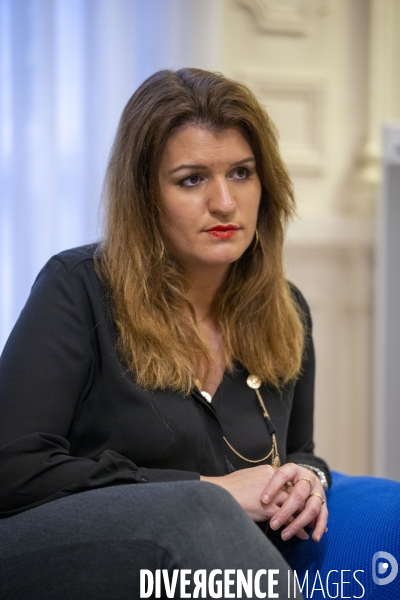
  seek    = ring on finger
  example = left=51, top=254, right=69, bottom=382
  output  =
left=298, top=477, right=313, bottom=493
left=308, top=492, right=325, bottom=505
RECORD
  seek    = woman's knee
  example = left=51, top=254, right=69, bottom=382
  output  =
left=129, top=480, right=257, bottom=544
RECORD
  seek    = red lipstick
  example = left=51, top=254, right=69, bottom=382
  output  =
left=205, top=224, right=240, bottom=239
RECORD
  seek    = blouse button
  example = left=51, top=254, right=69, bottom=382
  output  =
left=200, top=390, right=212, bottom=403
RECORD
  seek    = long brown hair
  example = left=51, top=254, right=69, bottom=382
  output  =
left=96, top=68, right=305, bottom=394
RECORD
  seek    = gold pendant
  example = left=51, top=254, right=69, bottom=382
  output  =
left=247, top=374, right=261, bottom=389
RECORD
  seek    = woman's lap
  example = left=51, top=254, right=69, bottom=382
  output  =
left=0, top=481, right=302, bottom=599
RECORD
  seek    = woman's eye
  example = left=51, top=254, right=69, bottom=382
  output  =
left=232, top=167, right=250, bottom=180
left=180, top=174, right=203, bottom=187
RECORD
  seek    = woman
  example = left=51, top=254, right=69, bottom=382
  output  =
left=0, top=68, right=329, bottom=598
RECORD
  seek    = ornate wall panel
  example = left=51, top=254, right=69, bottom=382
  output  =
left=239, top=72, right=326, bottom=174
left=236, top=0, right=330, bottom=36
left=360, top=0, right=400, bottom=188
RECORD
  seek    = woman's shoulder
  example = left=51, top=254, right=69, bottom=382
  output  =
left=29, top=243, right=103, bottom=306
left=48, top=243, right=99, bottom=273
left=287, top=281, right=312, bottom=328
left=287, top=281, right=309, bottom=309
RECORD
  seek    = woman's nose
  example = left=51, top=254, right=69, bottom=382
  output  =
left=208, top=179, right=236, bottom=215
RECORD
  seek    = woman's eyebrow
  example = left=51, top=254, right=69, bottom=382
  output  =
left=231, top=156, right=256, bottom=167
left=168, top=164, right=207, bottom=174
left=168, top=156, right=255, bottom=175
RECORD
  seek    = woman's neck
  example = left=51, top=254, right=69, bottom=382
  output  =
left=186, top=263, right=229, bottom=322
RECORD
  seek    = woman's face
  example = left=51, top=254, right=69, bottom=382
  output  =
left=157, top=125, right=262, bottom=273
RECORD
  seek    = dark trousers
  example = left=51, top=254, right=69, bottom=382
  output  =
left=0, top=481, right=302, bottom=599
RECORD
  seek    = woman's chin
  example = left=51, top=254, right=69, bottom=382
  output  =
left=190, top=252, right=245, bottom=270
left=207, top=246, right=249, bottom=266
left=169, top=242, right=250, bottom=272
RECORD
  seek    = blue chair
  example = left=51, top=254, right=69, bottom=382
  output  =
left=281, top=471, right=400, bottom=599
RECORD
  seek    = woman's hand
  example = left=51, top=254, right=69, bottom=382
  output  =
left=260, top=463, right=328, bottom=542
left=200, top=465, right=309, bottom=539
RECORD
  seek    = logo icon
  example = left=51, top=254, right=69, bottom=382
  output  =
left=372, top=551, right=398, bottom=585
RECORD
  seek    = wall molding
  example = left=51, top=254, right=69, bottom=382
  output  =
left=239, top=71, right=326, bottom=174
left=359, top=0, right=400, bottom=186
left=236, top=0, right=330, bottom=36
left=284, top=217, right=374, bottom=475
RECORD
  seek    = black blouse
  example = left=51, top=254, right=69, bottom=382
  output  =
left=0, top=244, right=330, bottom=518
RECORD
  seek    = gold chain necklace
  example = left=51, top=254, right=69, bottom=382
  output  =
left=195, top=374, right=281, bottom=469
